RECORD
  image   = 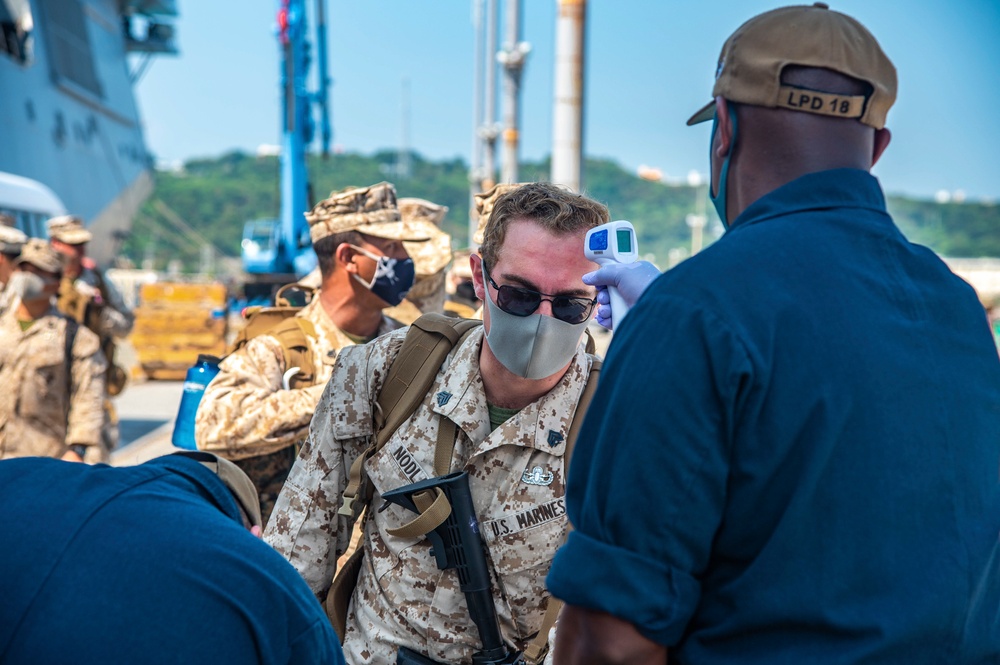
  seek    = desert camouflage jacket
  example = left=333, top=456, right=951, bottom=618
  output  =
left=195, top=298, right=402, bottom=460
left=0, top=303, right=106, bottom=459
left=265, top=326, right=597, bottom=664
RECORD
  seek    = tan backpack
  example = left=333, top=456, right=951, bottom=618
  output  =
left=228, top=284, right=319, bottom=390
left=326, top=313, right=601, bottom=664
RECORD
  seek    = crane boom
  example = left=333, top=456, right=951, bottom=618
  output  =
left=242, top=0, right=331, bottom=299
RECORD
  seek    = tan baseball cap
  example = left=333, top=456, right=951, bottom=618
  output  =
left=47, top=215, right=93, bottom=245
left=0, top=214, right=27, bottom=254
left=15, top=238, right=64, bottom=274
left=472, top=183, right=526, bottom=245
left=400, top=197, right=453, bottom=277
left=306, top=182, right=432, bottom=244
left=687, top=3, right=897, bottom=129
left=169, top=451, right=262, bottom=529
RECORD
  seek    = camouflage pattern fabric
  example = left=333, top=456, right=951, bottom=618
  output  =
left=195, top=299, right=404, bottom=519
left=234, top=445, right=298, bottom=527
left=0, top=305, right=106, bottom=459
left=265, top=326, right=597, bottom=664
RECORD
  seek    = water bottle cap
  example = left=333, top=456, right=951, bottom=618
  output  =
left=197, top=354, right=221, bottom=365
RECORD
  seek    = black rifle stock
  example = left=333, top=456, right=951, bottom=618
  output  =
left=381, top=471, right=522, bottom=665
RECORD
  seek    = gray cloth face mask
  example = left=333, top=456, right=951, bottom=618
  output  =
left=482, top=266, right=590, bottom=380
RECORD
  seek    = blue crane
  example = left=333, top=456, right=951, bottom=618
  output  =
left=241, top=0, right=330, bottom=300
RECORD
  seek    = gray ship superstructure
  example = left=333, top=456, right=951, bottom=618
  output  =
left=0, top=0, right=176, bottom=264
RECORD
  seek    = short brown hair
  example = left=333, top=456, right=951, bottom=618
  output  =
left=479, top=182, right=609, bottom=269
left=313, top=230, right=363, bottom=278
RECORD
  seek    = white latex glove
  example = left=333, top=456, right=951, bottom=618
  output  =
left=582, top=260, right=661, bottom=330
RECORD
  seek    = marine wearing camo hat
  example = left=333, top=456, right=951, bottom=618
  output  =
left=306, top=181, right=431, bottom=243
left=472, top=182, right=527, bottom=244
left=48, top=215, right=133, bottom=464
left=196, top=182, right=425, bottom=525
left=0, top=214, right=28, bottom=315
left=0, top=238, right=105, bottom=462
left=0, top=213, right=27, bottom=254
left=384, top=197, right=453, bottom=321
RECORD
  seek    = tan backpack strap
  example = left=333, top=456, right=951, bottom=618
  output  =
left=433, top=417, right=458, bottom=476
left=566, top=357, right=601, bottom=459
left=338, top=314, right=481, bottom=519
left=374, top=314, right=480, bottom=440
left=523, top=355, right=602, bottom=665
left=383, top=417, right=460, bottom=540
left=583, top=327, right=597, bottom=355
left=522, top=596, right=564, bottom=665
left=326, top=535, right=365, bottom=642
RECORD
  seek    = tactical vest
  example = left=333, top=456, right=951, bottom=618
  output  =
left=57, top=276, right=127, bottom=396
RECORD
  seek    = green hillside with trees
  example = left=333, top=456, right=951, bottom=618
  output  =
left=122, top=150, right=999, bottom=275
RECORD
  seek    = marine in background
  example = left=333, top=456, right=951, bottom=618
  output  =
left=385, top=197, right=453, bottom=322
left=442, top=183, right=528, bottom=321
left=0, top=239, right=106, bottom=461
left=195, top=182, right=430, bottom=525
left=443, top=248, right=480, bottom=318
left=48, top=215, right=134, bottom=462
left=304, top=196, right=453, bottom=324
left=0, top=212, right=27, bottom=314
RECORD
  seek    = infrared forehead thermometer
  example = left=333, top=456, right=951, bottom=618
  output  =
left=584, top=220, right=638, bottom=326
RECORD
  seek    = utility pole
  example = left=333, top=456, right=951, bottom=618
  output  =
left=498, top=0, right=529, bottom=184
left=470, top=0, right=484, bottom=246
left=551, top=0, right=586, bottom=192
left=481, top=0, right=498, bottom=189
left=470, top=0, right=500, bottom=246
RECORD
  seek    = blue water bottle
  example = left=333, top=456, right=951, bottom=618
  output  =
left=171, top=354, right=222, bottom=450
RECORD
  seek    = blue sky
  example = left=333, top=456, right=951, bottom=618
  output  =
left=135, top=1, right=1000, bottom=202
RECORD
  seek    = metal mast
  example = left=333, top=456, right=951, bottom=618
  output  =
left=551, top=0, right=586, bottom=192
left=481, top=0, right=499, bottom=189
left=498, top=0, right=529, bottom=184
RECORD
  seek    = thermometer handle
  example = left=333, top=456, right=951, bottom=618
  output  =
left=607, top=286, right=629, bottom=327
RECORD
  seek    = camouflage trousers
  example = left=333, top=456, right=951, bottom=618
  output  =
left=234, top=444, right=298, bottom=527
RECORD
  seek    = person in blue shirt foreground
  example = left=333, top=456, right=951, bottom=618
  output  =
left=548, top=4, right=1000, bottom=664
left=0, top=451, right=344, bottom=665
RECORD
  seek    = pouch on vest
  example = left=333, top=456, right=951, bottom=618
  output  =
left=227, top=283, right=318, bottom=390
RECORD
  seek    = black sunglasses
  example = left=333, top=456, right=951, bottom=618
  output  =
left=483, top=265, right=596, bottom=324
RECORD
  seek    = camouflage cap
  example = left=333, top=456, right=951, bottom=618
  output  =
left=472, top=183, right=526, bottom=244
left=46, top=215, right=93, bottom=245
left=306, top=182, right=431, bottom=244
left=15, top=238, right=64, bottom=274
left=0, top=213, right=27, bottom=254
left=169, top=451, right=263, bottom=529
left=450, top=248, right=474, bottom=281
left=400, top=197, right=453, bottom=276
left=398, top=197, right=449, bottom=227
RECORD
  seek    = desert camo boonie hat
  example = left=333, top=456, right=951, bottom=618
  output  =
left=399, top=197, right=453, bottom=277
left=15, top=238, right=64, bottom=274
left=472, top=183, right=526, bottom=245
left=0, top=213, right=27, bottom=254
left=306, top=182, right=431, bottom=244
left=686, top=2, right=897, bottom=129
left=46, top=215, right=93, bottom=245
left=169, top=451, right=263, bottom=529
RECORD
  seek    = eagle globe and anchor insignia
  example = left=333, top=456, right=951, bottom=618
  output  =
left=522, top=466, right=554, bottom=486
